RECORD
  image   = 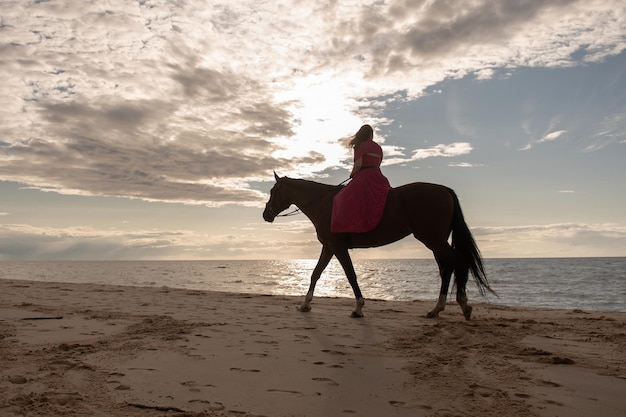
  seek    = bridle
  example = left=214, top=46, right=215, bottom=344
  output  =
left=265, top=181, right=300, bottom=219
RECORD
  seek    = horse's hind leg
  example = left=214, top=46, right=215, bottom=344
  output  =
left=454, top=253, right=473, bottom=320
left=426, top=245, right=454, bottom=318
left=299, top=245, right=333, bottom=312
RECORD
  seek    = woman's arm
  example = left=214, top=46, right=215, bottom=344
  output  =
left=350, top=156, right=363, bottom=178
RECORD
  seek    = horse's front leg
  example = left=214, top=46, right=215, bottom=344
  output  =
left=332, top=246, right=365, bottom=318
left=299, top=245, right=333, bottom=312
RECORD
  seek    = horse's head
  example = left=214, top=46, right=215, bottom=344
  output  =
left=263, top=172, right=292, bottom=223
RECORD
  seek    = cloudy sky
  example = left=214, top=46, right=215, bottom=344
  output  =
left=1, top=0, right=625, bottom=260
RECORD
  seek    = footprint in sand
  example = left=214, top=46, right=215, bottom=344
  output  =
left=245, top=352, right=269, bottom=358
left=188, top=399, right=210, bottom=404
left=267, top=389, right=304, bottom=397
left=188, top=353, right=205, bottom=359
left=466, top=383, right=506, bottom=398
left=181, top=381, right=198, bottom=387
left=551, top=356, right=575, bottom=365
left=312, top=377, right=339, bottom=386
left=313, top=361, right=344, bottom=369
left=534, top=378, right=562, bottom=387
left=8, top=376, right=28, bottom=385
left=230, top=367, right=261, bottom=373
left=180, top=380, right=216, bottom=390
left=321, top=349, right=346, bottom=356
left=208, top=402, right=225, bottom=411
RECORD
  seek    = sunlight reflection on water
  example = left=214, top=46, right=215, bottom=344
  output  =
left=251, top=258, right=442, bottom=301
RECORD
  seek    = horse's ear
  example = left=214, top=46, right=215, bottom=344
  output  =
left=274, top=171, right=280, bottom=181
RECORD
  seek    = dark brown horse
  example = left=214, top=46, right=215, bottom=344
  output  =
left=263, top=173, right=493, bottom=319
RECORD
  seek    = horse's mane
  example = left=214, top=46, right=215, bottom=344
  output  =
left=283, top=177, right=343, bottom=193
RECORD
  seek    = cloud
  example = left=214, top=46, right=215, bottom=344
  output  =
left=448, top=162, right=483, bottom=168
left=540, top=130, right=567, bottom=143
left=0, top=221, right=323, bottom=260
left=346, top=0, right=624, bottom=79
left=474, top=222, right=626, bottom=257
left=0, top=91, right=308, bottom=205
left=411, top=142, right=473, bottom=160
left=378, top=142, right=474, bottom=166
left=0, top=224, right=181, bottom=260
left=1, top=0, right=624, bottom=205
left=521, top=128, right=568, bottom=150
left=584, top=107, right=626, bottom=151
left=4, top=220, right=625, bottom=261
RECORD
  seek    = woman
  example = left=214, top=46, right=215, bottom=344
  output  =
left=331, top=124, right=391, bottom=233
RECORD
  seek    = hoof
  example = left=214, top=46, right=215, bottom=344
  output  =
left=350, top=311, right=364, bottom=318
left=298, top=305, right=311, bottom=313
left=426, top=311, right=439, bottom=319
left=462, top=305, right=473, bottom=321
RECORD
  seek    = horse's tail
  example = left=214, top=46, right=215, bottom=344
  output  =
left=448, top=189, right=495, bottom=297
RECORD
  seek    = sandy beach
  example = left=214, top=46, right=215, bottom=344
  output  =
left=1, top=279, right=625, bottom=417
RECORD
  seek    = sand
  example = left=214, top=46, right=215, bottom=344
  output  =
left=1, top=278, right=625, bottom=417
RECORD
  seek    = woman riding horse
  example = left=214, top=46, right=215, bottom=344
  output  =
left=263, top=126, right=493, bottom=319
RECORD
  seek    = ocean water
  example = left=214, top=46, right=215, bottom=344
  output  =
left=0, top=258, right=624, bottom=312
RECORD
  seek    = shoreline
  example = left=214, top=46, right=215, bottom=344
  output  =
left=1, top=279, right=625, bottom=416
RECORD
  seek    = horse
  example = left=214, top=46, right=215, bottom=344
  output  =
left=263, top=172, right=493, bottom=319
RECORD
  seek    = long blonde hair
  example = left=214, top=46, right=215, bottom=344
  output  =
left=348, top=124, right=374, bottom=149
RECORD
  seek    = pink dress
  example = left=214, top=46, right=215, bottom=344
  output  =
left=331, top=140, right=391, bottom=233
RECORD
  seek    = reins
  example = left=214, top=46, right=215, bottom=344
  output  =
left=276, top=208, right=302, bottom=217
left=275, top=177, right=350, bottom=218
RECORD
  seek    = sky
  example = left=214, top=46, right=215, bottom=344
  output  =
left=0, top=0, right=625, bottom=260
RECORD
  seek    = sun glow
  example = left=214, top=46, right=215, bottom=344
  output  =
left=271, top=75, right=376, bottom=177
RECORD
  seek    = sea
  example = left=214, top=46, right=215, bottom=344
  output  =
left=1, top=258, right=625, bottom=312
